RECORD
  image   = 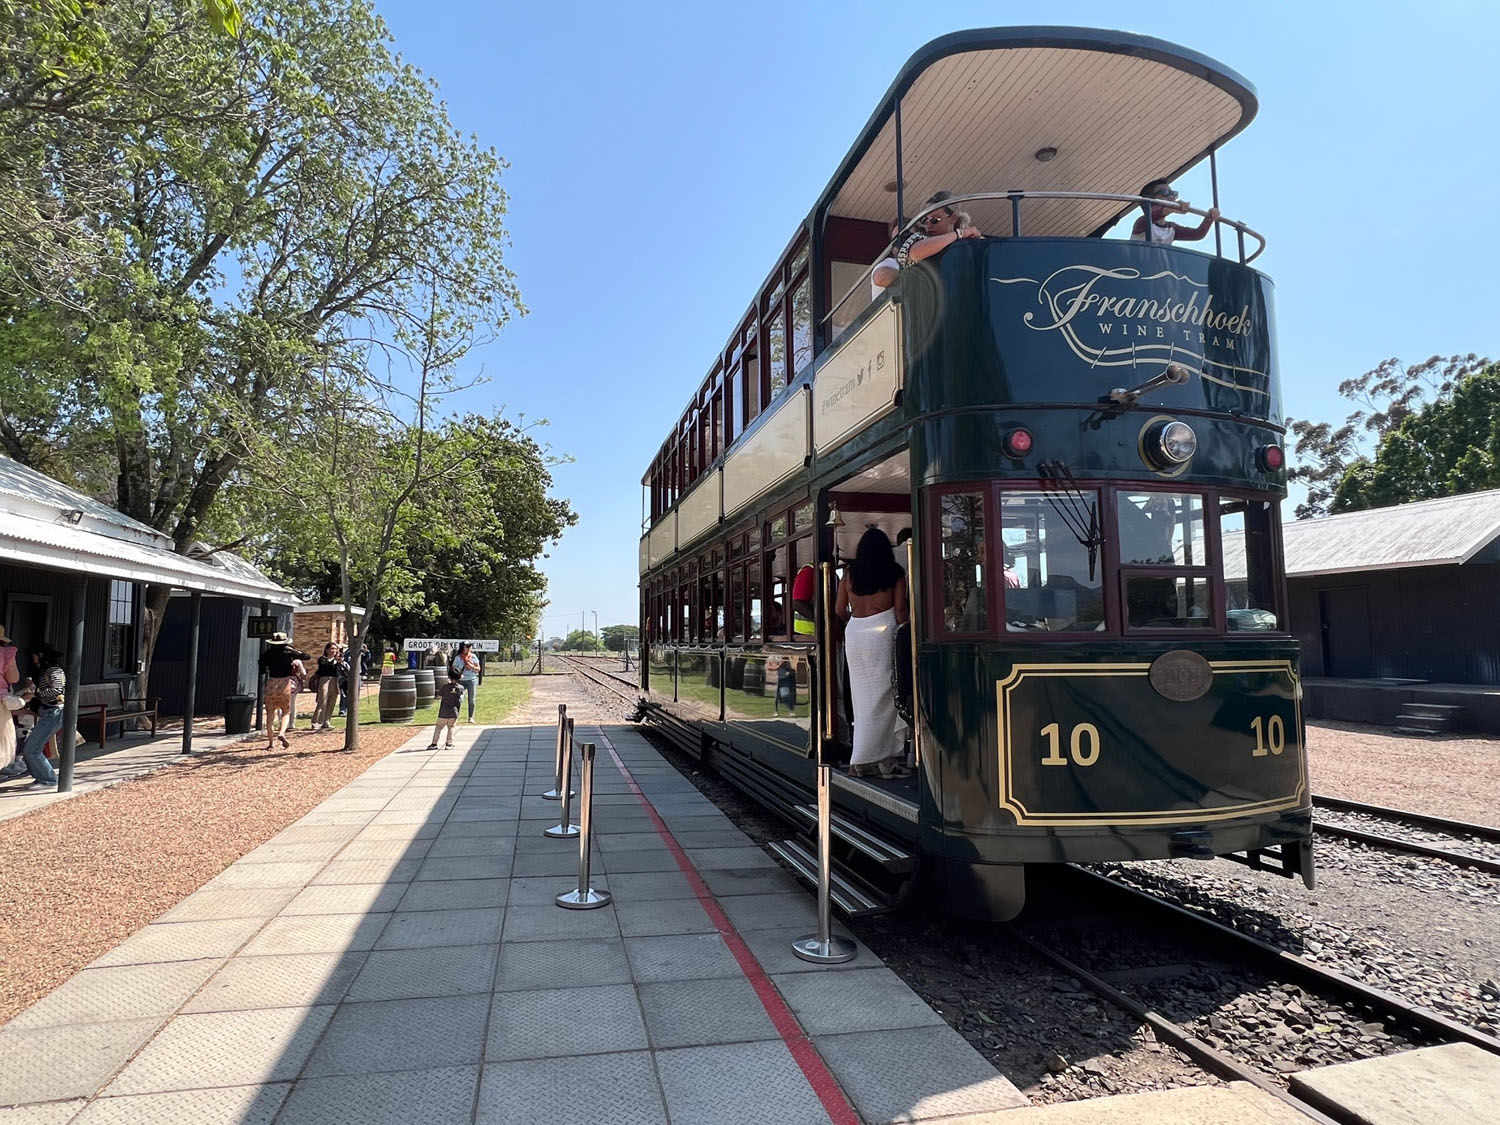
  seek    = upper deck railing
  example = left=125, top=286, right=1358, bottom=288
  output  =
left=827, top=189, right=1267, bottom=333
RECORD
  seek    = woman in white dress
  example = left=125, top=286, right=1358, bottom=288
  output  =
left=836, top=528, right=911, bottom=779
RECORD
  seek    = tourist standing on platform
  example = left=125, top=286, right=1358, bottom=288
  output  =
left=451, top=642, right=481, bottom=722
left=426, top=669, right=464, bottom=750
left=259, top=632, right=308, bottom=749
left=18, top=646, right=64, bottom=790
left=311, top=643, right=340, bottom=731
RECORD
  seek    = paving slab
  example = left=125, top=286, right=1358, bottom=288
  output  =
left=302, top=994, right=488, bottom=1078
left=815, top=1023, right=1031, bottom=1123
left=475, top=1050, right=667, bottom=1125
left=69, top=1084, right=291, bottom=1124
left=275, top=1065, right=477, bottom=1125
left=344, top=944, right=497, bottom=1002
left=183, top=951, right=365, bottom=1012
left=0, top=722, right=1034, bottom=1124
left=486, top=983, right=648, bottom=1060
left=1290, top=1042, right=1500, bottom=1125
left=0, top=1019, right=164, bottom=1104
left=7, top=959, right=221, bottom=1029
left=104, top=1006, right=335, bottom=1095
left=656, top=1040, right=834, bottom=1125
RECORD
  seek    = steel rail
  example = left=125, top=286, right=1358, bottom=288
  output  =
left=1313, top=822, right=1500, bottom=876
left=1003, top=924, right=1342, bottom=1124
left=1074, top=866, right=1500, bottom=1056
left=1312, top=794, right=1500, bottom=843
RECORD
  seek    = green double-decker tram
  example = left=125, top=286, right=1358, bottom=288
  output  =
left=638, top=26, right=1312, bottom=920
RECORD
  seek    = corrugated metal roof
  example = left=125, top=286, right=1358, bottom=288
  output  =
left=0, top=456, right=166, bottom=547
left=0, top=459, right=293, bottom=601
left=3, top=515, right=293, bottom=601
left=1284, top=490, right=1500, bottom=577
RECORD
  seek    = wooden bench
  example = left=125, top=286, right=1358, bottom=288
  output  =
left=78, top=683, right=159, bottom=749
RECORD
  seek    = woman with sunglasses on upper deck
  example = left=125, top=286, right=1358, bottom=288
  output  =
left=1131, top=179, right=1220, bottom=245
left=895, top=189, right=982, bottom=268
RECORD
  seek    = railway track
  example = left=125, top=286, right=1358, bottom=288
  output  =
left=1012, top=864, right=1500, bottom=1116
left=1312, top=794, right=1500, bottom=875
left=558, top=654, right=1500, bottom=1101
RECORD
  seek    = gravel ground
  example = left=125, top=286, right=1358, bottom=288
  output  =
left=1306, top=719, right=1500, bottom=824
left=0, top=724, right=417, bottom=1025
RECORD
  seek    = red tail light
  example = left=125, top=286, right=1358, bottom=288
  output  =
left=1003, top=428, right=1034, bottom=458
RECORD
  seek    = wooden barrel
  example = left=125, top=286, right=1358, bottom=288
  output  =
left=726, top=656, right=745, bottom=690
left=378, top=672, right=416, bottom=722
left=411, top=667, right=436, bottom=709
left=742, top=660, right=765, bottom=695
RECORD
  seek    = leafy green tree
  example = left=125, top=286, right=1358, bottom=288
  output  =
left=562, top=629, right=601, bottom=653
left=1331, top=368, right=1500, bottom=512
left=600, top=624, right=638, bottom=652
left=0, top=0, right=524, bottom=681
left=1288, top=354, right=1491, bottom=518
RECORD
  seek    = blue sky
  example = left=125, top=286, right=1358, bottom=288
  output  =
left=372, top=0, right=1500, bottom=637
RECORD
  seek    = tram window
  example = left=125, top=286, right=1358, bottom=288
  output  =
left=747, top=563, right=764, bottom=641
left=728, top=565, right=746, bottom=642
left=767, top=306, right=787, bottom=399
left=1221, top=498, right=1282, bottom=630
left=792, top=501, right=814, bottom=532
left=938, top=492, right=987, bottom=633
left=999, top=492, right=1104, bottom=632
left=764, top=545, right=789, bottom=640
left=830, top=261, right=873, bottom=334
left=1125, top=576, right=1212, bottom=629
left=1116, top=493, right=1204, bottom=566
left=791, top=275, right=813, bottom=376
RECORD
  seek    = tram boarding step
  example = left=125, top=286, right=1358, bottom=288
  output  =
left=790, top=803, right=917, bottom=874
left=766, top=837, right=894, bottom=918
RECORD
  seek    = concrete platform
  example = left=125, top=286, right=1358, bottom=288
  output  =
left=1290, top=1043, right=1500, bottom=1125
left=0, top=723, right=1029, bottom=1124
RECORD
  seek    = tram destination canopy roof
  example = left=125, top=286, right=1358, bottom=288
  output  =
left=820, top=26, right=1257, bottom=239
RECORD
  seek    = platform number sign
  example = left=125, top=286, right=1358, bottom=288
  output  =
left=247, top=615, right=278, bottom=639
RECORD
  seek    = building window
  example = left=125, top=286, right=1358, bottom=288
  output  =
left=106, top=580, right=136, bottom=673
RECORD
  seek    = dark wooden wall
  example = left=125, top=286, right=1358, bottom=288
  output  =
left=1290, top=561, right=1500, bottom=684
left=153, top=596, right=293, bottom=717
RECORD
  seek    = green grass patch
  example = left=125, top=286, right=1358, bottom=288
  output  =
left=323, top=675, right=532, bottom=730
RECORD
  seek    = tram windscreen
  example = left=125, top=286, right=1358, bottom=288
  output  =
left=999, top=492, right=1105, bottom=632
left=1117, top=492, right=1212, bottom=629
left=1220, top=498, right=1282, bottom=630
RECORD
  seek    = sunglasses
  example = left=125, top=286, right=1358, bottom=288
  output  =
left=921, top=210, right=953, bottom=228
left=1150, top=188, right=1179, bottom=201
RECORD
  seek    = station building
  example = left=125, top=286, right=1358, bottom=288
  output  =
left=1288, top=489, right=1500, bottom=732
left=0, top=457, right=294, bottom=775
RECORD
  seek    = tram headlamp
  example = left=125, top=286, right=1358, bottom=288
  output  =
left=1147, top=420, right=1198, bottom=467
left=1258, top=444, right=1286, bottom=472
left=1002, top=428, right=1033, bottom=458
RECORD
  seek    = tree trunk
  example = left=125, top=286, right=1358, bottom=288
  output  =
left=140, top=582, right=173, bottom=698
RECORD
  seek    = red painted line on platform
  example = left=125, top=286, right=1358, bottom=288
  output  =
left=595, top=729, right=860, bottom=1125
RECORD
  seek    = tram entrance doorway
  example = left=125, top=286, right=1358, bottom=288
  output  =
left=822, top=450, right=915, bottom=777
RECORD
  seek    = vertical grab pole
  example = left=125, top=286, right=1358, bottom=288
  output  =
left=557, top=742, right=612, bottom=909
left=791, top=764, right=858, bottom=964
left=545, top=718, right=580, bottom=838
left=1209, top=148, right=1223, bottom=259
left=543, top=703, right=570, bottom=800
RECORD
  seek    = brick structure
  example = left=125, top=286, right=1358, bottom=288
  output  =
left=291, top=604, right=365, bottom=651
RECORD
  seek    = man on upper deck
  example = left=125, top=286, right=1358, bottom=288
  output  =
left=1131, top=180, right=1220, bottom=245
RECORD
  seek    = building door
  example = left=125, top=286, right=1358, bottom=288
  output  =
left=6, top=595, right=51, bottom=669
left=1319, top=587, right=1373, bottom=678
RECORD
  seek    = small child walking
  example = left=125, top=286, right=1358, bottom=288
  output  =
left=428, top=669, right=465, bottom=750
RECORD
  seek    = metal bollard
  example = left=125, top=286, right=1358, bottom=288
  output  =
left=556, top=741, right=611, bottom=910
left=792, top=763, right=857, bottom=964
left=544, top=718, right=580, bottom=839
left=542, top=704, right=571, bottom=800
